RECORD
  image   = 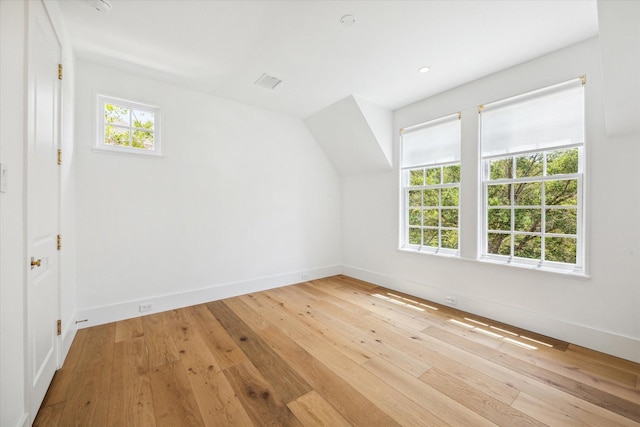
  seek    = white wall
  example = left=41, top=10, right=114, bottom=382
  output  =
left=342, top=37, right=640, bottom=363
left=0, top=2, right=28, bottom=426
left=597, top=0, right=640, bottom=138
left=74, top=60, right=342, bottom=326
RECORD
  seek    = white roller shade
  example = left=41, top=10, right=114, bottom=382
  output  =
left=401, top=113, right=461, bottom=168
left=481, top=78, right=584, bottom=158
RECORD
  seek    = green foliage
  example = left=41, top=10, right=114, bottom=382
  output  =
left=105, top=103, right=129, bottom=125
left=410, top=169, right=424, bottom=186
left=408, top=208, right=421, bottom=226
left=443, top=165, right=460, bottom=183
left=488, top=209, right=510, bottom=231
left=514, top=235, right=541, bottom=259
left=490, top=158, right=512, bottom=179
left=486, top=148, right=580, bottom=263
left=408, top=190, right=421, bottom=207
left=409, top=165, right=460, bottom=187
left=488, top=233, right=510, bottom=256
left=405, top=164, right=460, bottom=250
left=104, top=103, right=155, bottom=150
left=104, top=125, right=129, bottom=147
left=488, top=184, right=511, bottom=206
left=423, top=229, right=438, bottom=246
left=545, top=237, right=577, bottom=263
left=441, top=229, right=458, bottom=249
left=409, top=228, right=421, bottom=245
left=425, top=167, right=441, bottom=185
left=546, top=208, right=577, bottom=234
left=424, top=189, right=439, bottom=206
left=545, top=180, right=577, bottom=205
left=423, top=209, right=439, bottom=227
left=514, top=209, right=541, bottom=232
left=441, top=209, right=458, bottom=228
left=442, top=188, right=459, bottom=206
left=514, top=182, right=541, bottom=206
left=132, top=129, right=153, bottom=149
left=516, top=153, right=543, bottom=178
left=547, top=148, right=578, bottom=175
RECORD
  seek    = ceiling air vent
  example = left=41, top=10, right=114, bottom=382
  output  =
left=255, top=73, right=282, bottom=90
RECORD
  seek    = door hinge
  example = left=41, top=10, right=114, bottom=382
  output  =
left=57, top=149, right=62, bottom=165
left=57, top=235, right=62, bottom=251
left=57, top=319, right=62, bottom=336
left=58, top=64, right=63, bottom=80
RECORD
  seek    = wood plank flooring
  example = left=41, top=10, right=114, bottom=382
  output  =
left=35, top=275, right=640, bottom=426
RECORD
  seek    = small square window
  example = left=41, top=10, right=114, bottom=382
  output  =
left=96, top=95, right=161, bottom=156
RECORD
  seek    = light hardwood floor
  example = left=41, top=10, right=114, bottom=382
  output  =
left=35, top=275, right=640, bottom=426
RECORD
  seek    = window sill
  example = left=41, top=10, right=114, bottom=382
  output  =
left=398, top=246, right=590, bottom=280
left=398, top=245, right=460, bottom=259
left=91, top=146, right=164, bottom=158
left=477, top=256, right=590, bottom=280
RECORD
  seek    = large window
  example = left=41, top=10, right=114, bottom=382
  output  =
left=96, top=95, right=161, bottom=156
left=401, top=113, right=461, bottom=254
left=480, top=78, right=585, bottom=271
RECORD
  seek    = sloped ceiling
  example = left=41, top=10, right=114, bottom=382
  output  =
left=304, top=96, right=392, bottom=176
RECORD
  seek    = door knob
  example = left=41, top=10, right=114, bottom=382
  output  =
left=30, top=257, right=41, bottom=269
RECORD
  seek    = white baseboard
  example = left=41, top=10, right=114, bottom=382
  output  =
left=18, top=413, right=29, bottom=427
left=342, top=265, right=640, bottom=364
left=71, top=262, right=639, bottom=363
left=76, top=265, right=341, bottom=328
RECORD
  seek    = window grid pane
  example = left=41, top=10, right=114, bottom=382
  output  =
left=103, top=102, right=156, bottom=151
left=403, top=163, right=460, bottom=252
left=483, top=147, right=581, bottom=265
left=98, top=95, right=160, bottom=155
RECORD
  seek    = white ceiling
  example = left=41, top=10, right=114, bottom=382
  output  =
left=57, top=0, right=599, bottom=118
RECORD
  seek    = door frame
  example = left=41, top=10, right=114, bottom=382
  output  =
left=25, top=0, right=63, bottom=422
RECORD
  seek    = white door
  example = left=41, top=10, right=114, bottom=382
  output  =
left=27, top=1, right=61, bottom=421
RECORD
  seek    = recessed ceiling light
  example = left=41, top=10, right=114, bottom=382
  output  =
left=418, top=66, right=431, bottom=73
left=340, top=15, right=357, bottom=26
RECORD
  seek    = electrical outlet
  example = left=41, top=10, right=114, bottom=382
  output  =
left=445, top=296, right=457, bottom=306
left=139, top=303, right=153, bottom=313
left=301, top=273, right=309, bottom=281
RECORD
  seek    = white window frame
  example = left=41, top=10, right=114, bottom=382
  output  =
left=95, top=95, right=162, bottom=156
left=400, top=113, right=461, bottom=256
left=481, top=147, right=584, bottom=271
left=402, top=162, right=461, bottom=255
left=479, top=79, right=586, bottom=274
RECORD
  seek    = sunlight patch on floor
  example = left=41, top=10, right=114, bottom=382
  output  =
left=448, top=318, right=555, bottom=350
left=371, top=292, right=440, bottom=312
left=371, top=293, right=426, bottom=312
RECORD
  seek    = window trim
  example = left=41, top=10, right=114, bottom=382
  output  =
left=95, top=94, right=162, bottom=157
left=402, top=161, right=461, bottom=256
left=478, top=78, right=586, bottom=275
left=399, top=112, right=461, bottom=256
left=480, top=147, right=584, bottom=273
left=396, top=78, right=588, bottom=278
